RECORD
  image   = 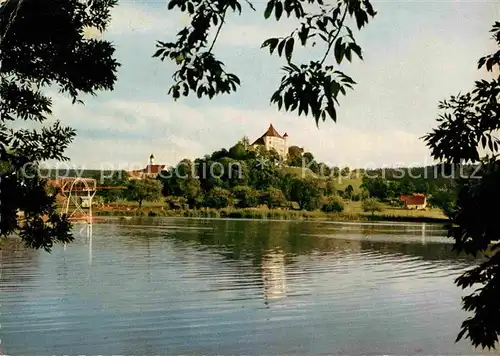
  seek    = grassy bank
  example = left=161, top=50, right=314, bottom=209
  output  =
left=92, top=205, right=448, bottom=223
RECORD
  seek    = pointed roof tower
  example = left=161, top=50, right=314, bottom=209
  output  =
left=251, top=123, right=284, bottom=145
left=263, top=123, right=283, bottom=138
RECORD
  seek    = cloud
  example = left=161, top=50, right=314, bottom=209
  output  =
left=47, top=94, right=434, bottom=169
left=105, top=2, right=295, bottom=49
left=33, top=0, right=498, bottom=169
left=107, top=5, right=176, bottom=36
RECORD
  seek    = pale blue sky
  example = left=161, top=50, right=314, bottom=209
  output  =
left=47, top=0, right=499, bottom=169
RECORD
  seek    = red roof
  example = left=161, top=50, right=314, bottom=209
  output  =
left=252, top=124, right=284, bottom=145
left=127, top=164, right=166, bottom=177
left=400, top=194, right=426, bottom=205
left=142, top=164, right=165, bottom=174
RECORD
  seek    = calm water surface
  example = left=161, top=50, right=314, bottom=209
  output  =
left=1, top=218, right=493, bottom=355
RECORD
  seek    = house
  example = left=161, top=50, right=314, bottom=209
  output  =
left=400, top=193, right=427, bottom=210
left=127, top=154, right=166, bottom=180
left=251, top=123, right=288, bottom=159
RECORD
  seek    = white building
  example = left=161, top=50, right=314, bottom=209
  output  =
left=251, top=124, right=288, bottom=159
left=127, top=153, right=166, bottom=180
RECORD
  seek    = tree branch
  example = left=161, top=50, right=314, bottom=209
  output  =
left=208, top=5, right=229, bottom=54
left=320, top=5, right=348, bottom=65
left=244, top=0, right=256, bottom=11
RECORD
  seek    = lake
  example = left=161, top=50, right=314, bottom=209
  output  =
left=1, top=218, right=494, bottom=355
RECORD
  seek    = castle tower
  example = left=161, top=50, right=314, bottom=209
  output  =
left=149, top=154, right=154, bottom=166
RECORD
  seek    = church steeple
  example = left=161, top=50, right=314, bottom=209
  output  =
left=149, top=154, right=155, bottom=165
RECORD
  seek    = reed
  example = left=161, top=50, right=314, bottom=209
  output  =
left=93, top=207, right=448, bottom=223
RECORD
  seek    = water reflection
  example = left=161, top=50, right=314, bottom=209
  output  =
left=0, top=239, right=40, bottom=292
left=261, top=250, right=286, bottom=303
left=1, top=218, right=490, bottom=355
left=111, top=218, right=463, bottom=265
left=111, top=218, right=476, bottom=306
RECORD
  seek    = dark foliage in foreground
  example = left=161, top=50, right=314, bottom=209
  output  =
left=0, top=0, right=119, bottom=251
left=423, top=22, right=500, bottom=350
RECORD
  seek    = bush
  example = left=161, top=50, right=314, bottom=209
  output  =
left=361, top=198, right=383, bottom=215
left=321, top=196, right=345, bottom=213
left=232, top=185, right=260, bottom=208
left=260, top=187, right=287, bottom=209
left=165, top=196, right=188, bottom=210
left=204, top=187, right=232, bottom=209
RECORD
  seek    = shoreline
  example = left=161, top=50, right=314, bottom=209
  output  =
left=92, top=207, right=449, bottom=224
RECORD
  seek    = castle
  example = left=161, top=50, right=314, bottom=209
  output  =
left=251, top=124, right=288, bottom=159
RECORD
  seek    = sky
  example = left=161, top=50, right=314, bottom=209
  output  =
left=45, top=0, right=499, bottom=170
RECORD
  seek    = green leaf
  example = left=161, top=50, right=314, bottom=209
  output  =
left=167, top=0, right=177, bottom=10
left=278, top=39, right=286, bottom=57
left=261, top=38, right=279, bottom=53
left=275, top=1, right=283, bottom=20
left=334, top=38, right=344, bottom=64
left=345, top=48, right=352, bottom=62
left=326, top=101, right=337, bottom=122
left=197, top=86, right=204, bottom=98
left=298, top=26, right=309, bottom=46
left=285, top=38, right=294, bottom=62
left=152, top=48, right=164, bottom=58
left=264, top=0, right=275, bottom=19
left=350, top=43, right=363, bottom=60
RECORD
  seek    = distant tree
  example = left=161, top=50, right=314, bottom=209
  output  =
left=386, top=180, right=401, bottom=200
left=361, top=198, right=382, bottom=216
left=422, top=22, right=500, bottom=349
left=318, top=163, right=332, bottom=177
left=0, top=0, right=119, bottom=251
left=428, top=186, right=457, bottom=217
left=303, top=152, right=315, bottom=165
left=248, top=158, right=281, bottom=190
left=229, top=142, right=247, bottom=160
left=211, top=148, right=230, bottom=161
left=361, top=176, right=389, bottom=200
left=341, top=166, right=350, bottom=177
left=324, top=179, right=336, bottom=196
left=204, top=187, right=232, bottom=209
left=126, top=179, right=163, bottom=208
left=239, top=136, right=250, bottom=150
left=96, top=171, right=129, bottom=203
left=360, top=188, right=370, bottom=200
left=321, top=196, right=344, bottom=213
left=261, top=187, right=287, bottom=209
left=165, top=196, right=188, bottom=210
left=398, top=179, right=416, bottom=195
left=160, top=159, right=202, bottom=206
left=155, top=0, right=376, bottom=125
left=276, top=172, right=295, bottom=201
left=287, top=145, right=304, bottom=167
left=344, top=184, right=354, bottom=200
left=232, top=185, right=260, bottom=208
left=183, top=178, right=202, bottom=208
left=218, top=157, right=248, bottom=187
left=290, top=177, right=323, bottom=211
left=351, top=193, right=361, bottom=202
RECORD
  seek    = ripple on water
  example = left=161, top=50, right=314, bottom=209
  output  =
left=0, top=219, right=493, bottom=355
